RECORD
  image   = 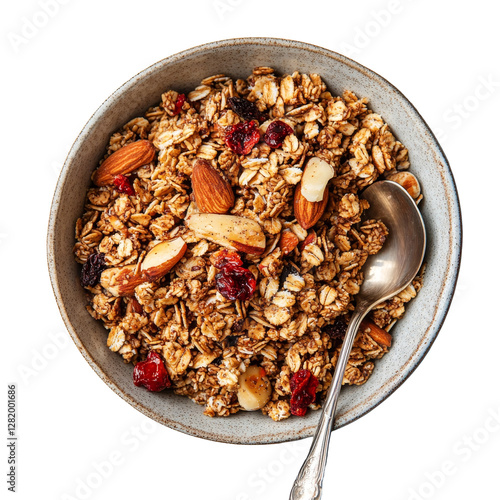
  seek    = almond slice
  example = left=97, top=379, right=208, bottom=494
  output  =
left=279, top=229, right=299, bottom=255
left=100, top=237, right=187, bottom=296
left=186, top=214, right=266, bottom=255
left=93, top=140, right=156, bottom=186
left=300, top=157, right=335, bottom=202
left=141, top=237, right=187, bottom=281
left=100, top=264, right=144, bottom=297
left=191, top=159, right=234, bottom=214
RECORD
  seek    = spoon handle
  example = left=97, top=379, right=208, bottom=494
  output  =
left=289, top=306, right=370, bottom=500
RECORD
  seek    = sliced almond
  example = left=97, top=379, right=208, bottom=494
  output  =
left=100, top=264, right=144, bottom=297
left=237, top=365, right=272, bottom=411
left=300, top=157, right=335, bottom=202
left=186, top=214, right=266, bottom=255
left=93, top=140, right=156, bottom=186
left=360, top=318, right=392, bottom=347
left=298, top=230, right=317, bottom=251
left=100, top=237, right=186, bottom=296
left=191, top=159, right=234, bottom=214
left=141, top=237, right=187, bottom=281
left=294, top=183, right=329, bottom=230
left=279, top=229, right=299, bottom=255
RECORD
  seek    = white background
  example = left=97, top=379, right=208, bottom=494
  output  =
left=2, top=1, right=499, bottom=499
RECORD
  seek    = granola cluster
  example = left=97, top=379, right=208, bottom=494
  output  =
left=74, top=67, right=423, bottom=420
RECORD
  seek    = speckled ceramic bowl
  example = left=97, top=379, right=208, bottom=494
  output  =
left=47, top=38, right=461, bottom=444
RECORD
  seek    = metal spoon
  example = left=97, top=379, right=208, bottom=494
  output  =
left=289, top=180, right=426, bottom=500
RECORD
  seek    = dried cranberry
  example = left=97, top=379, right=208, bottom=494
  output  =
left=228, top=97, right=266, bottom=123
left=323, top=317, right=348, bottom=341
left=264, top=120, right=294, bottom=148
left=173, top=93, right=186, bottom=115
left=133, top=351, right=171, bottom=392
left=80, top=252, right=106, bottom=287
left=224, top=121, right=260, bottom=155
left=211, top=249, right=243, bottom=269
left=290, top=369, right=319, bottom=417
left=113, top=174, right=135, bottom=196
left=215, top=264, right=256, bottom=301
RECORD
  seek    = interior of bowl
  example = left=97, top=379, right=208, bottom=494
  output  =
left=47, top=38, right=461, bottom=444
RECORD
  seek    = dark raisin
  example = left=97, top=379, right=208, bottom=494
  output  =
left=228, top=97, right=266, bottom=123
left=323, top=316, right=348, bottom=341
left=113, top=174, right=135, bottom=196
left=224, top=121, right=260, bottom=155
left=232, top=319, right=244, bottom=332
left=133, top=351, right=171, bottom=392
left=279, top=262, right=301, bottom=289
left=225, top=335, right=239, bottom=347
left=264, top=120, right=294, bottom=148
left=80, top=252, right=106, bottom=287
left=215, top=264, right=256, bottom=301
left=212, top=356, right=223, bottom=366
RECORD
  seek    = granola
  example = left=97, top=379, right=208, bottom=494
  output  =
left=74, top=68, right=423, bottom=420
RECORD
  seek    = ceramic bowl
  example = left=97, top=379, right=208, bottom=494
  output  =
left=47, top=38, right=461, bottom=444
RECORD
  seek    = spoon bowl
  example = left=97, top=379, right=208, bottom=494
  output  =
left=357, top=180, right=426, bottom=307
left=290, top=180, right=426, bottom=499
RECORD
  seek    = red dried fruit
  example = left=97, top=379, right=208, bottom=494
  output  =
left=210, top=249, right=243, bottom=269
left=173, top=93, right=186, bottom=115
left=133, top=351, right=171, bottom=392
left=224, top=121, right=260, bottom=155
left=290, top=369, right=319, bottom=416
left=264, top=120, right=294, bottom=148
left=215, top=264, right=256, bottom=301
left=228, top=97, right=266, bottom=123
left=80, top=252, right=106, bottom=287
left=113, top=174, right=135, bottom=196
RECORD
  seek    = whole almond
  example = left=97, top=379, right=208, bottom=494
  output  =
left=279, top=230, right=299, bottom=255
left=360, top=318, right=392, bottom=347
left=192, top=159, right=234, bottom=214
left=93, top=140, right=156, bottom=187
left=294, top=182, right=329, bottom=229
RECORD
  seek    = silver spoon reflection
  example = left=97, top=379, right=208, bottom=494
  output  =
left=290, top=180, right=426, bottom=500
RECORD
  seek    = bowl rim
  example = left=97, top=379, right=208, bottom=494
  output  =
left=47, top=37, right=462, bottom=445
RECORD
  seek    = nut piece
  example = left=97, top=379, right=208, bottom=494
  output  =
left=186, top=214, right=266, bottom=255
left=101, top=237, right=187, bottom=296
left=279, top=229, right=299, bottom=255
left=300, top=157, right=335, bottom=202
left=141, top=237, right=187, bottom=281
left=93, top=140, right=156, bottom=186
left=386, top=171, right=421, bottom=200
left=191, top=159, right=234, bottom=214
left=361, top=318, right=392, bottom=347
left=294, top=183, right=329, bottom=230
left=237, top=365, right=272, bottom=411
left=100, top=265, right=144, bottom=297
